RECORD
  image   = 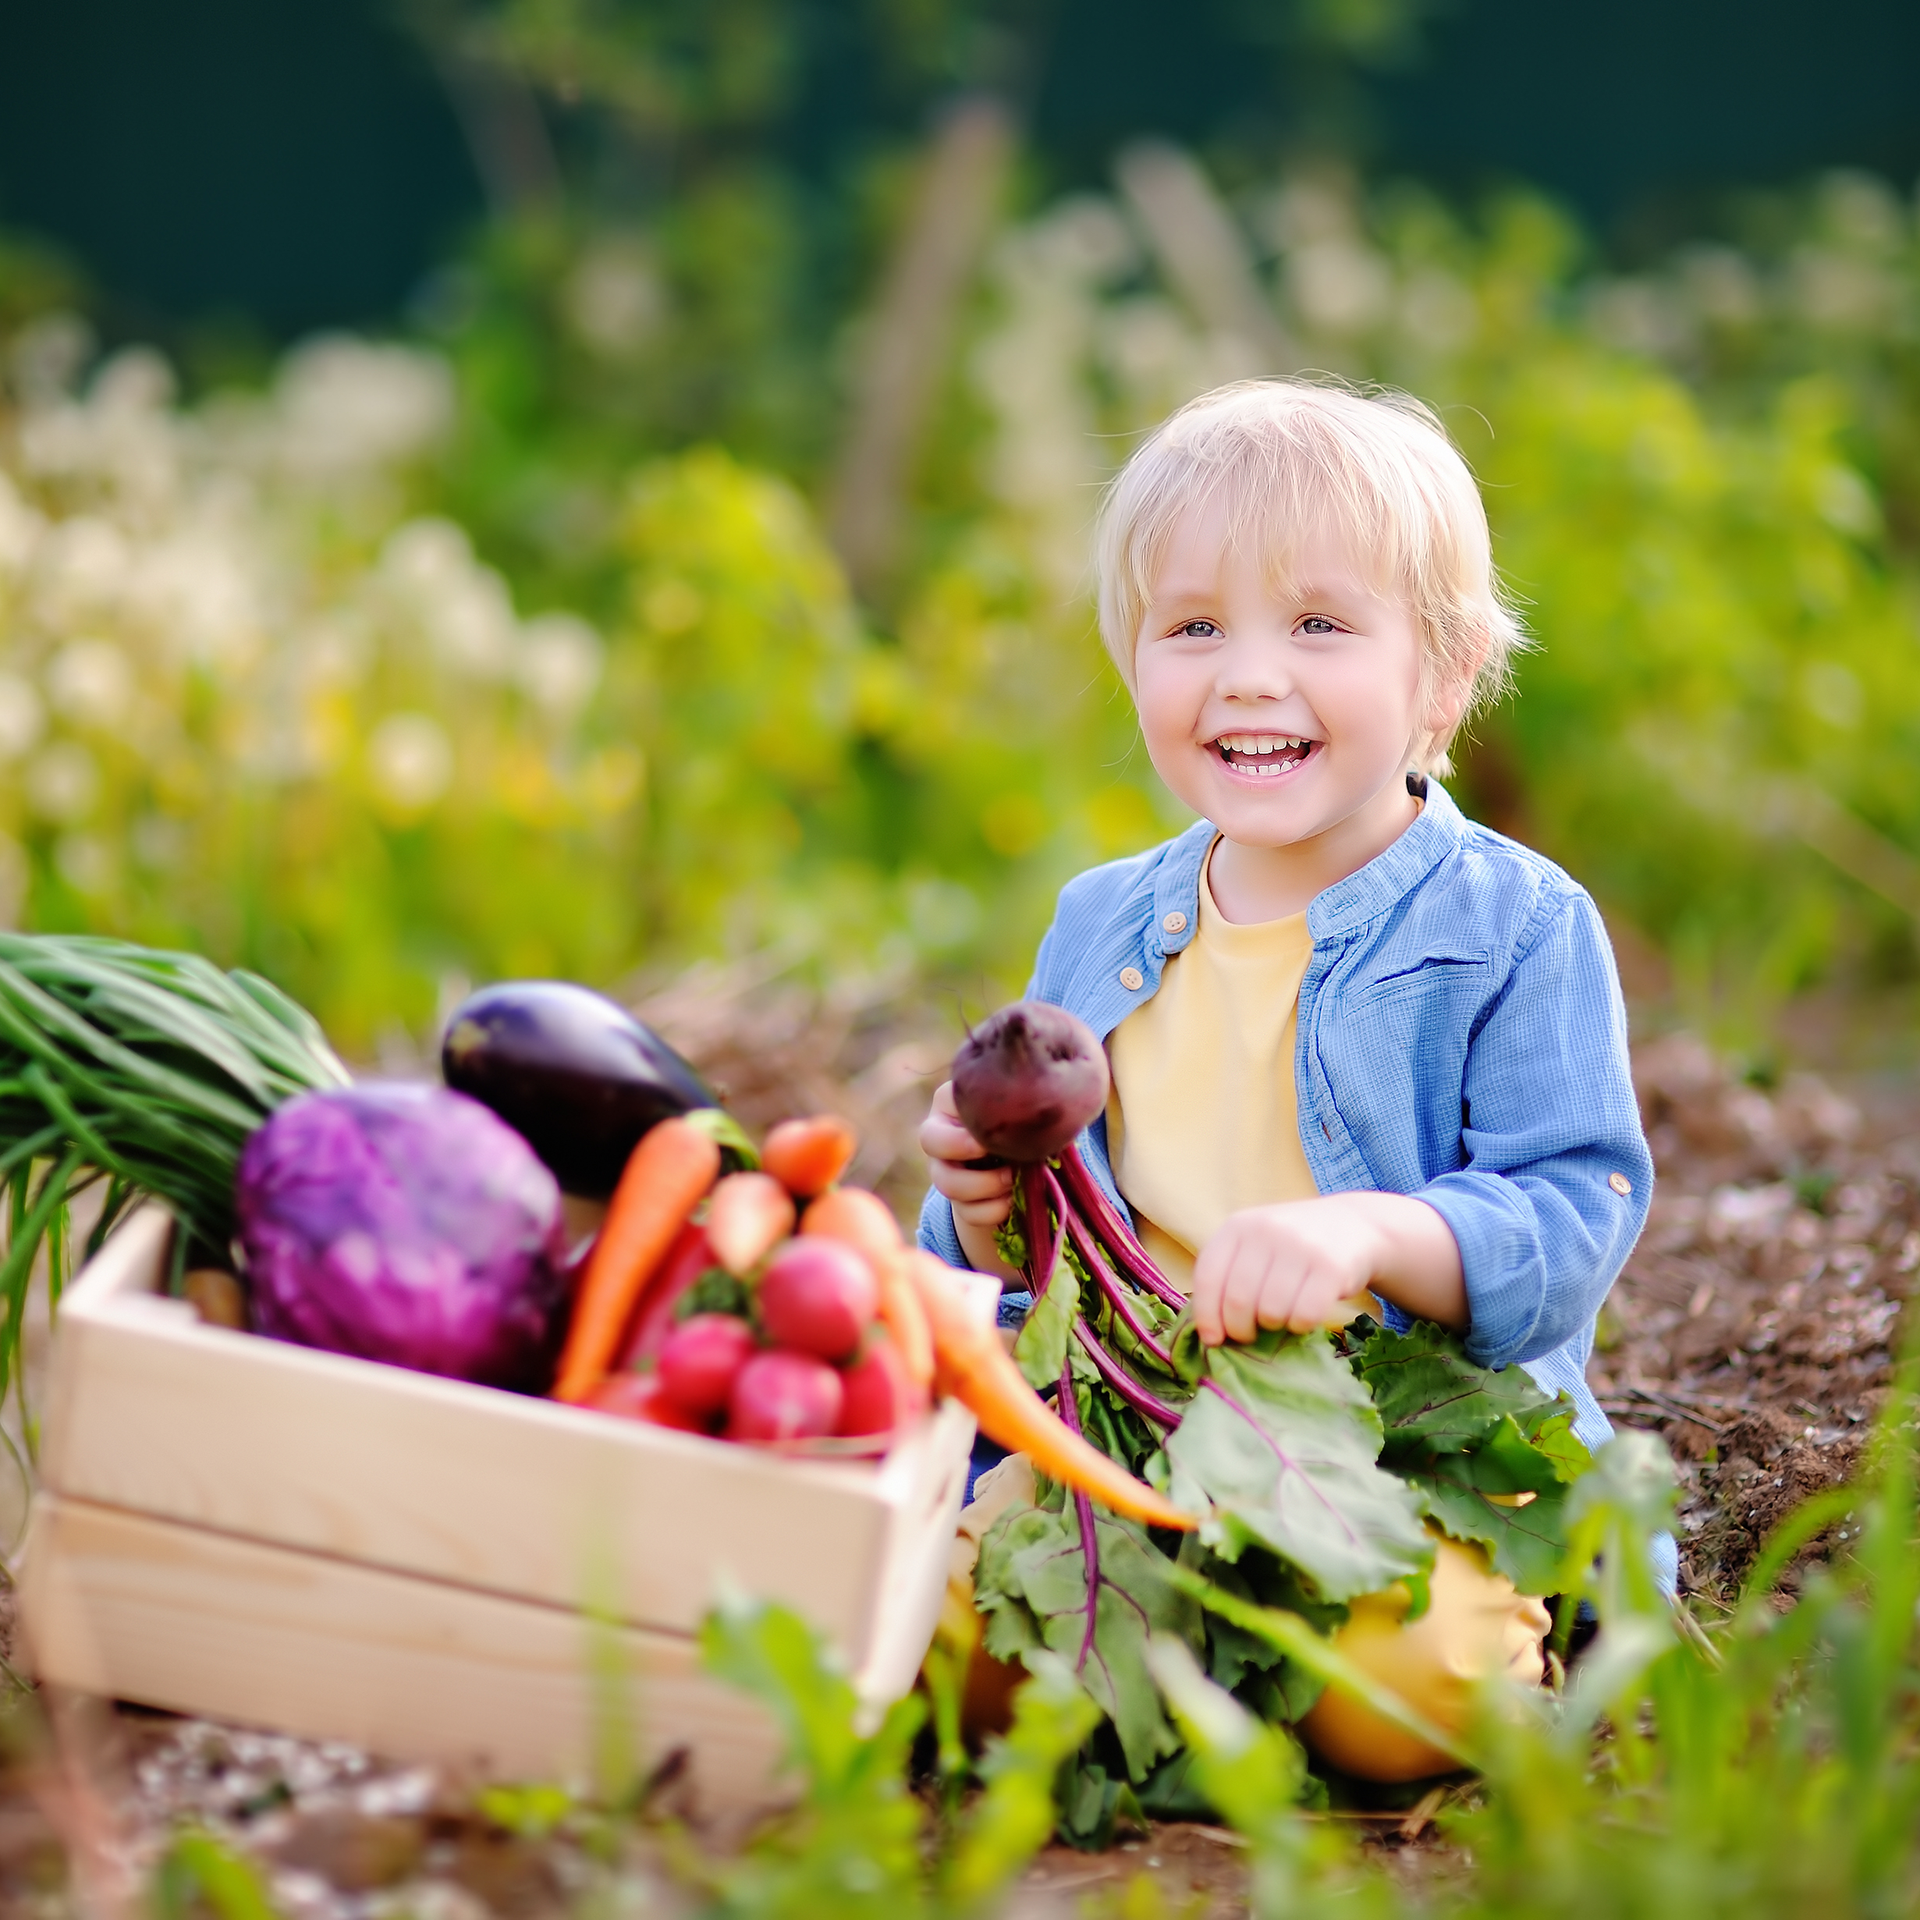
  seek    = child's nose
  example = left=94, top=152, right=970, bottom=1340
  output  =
left=1215, top=636, right=1294, bottom=701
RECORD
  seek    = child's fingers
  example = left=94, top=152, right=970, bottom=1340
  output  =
left=1189, top=1241, right=1227, bottom=1345
left=1220, top=1242, right=1282, bottom=1345
left=920, top=1089, right=990, bottom=1168
left=954, top=1191, right=1014, bottom=1232
left=931, top=1159, right=1013, bottom=1207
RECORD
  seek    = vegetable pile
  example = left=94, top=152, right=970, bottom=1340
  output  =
left=950, top=1002, right=1594, bottom=1825
left=554, top=1114, right=940, bottom=1448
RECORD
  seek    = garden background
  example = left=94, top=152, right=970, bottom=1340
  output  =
left=11, top=4, right=1920, bottom=1914
left=4, top=0, right=1920, bottom=1076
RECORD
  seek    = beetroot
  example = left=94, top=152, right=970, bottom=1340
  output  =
left=835, top=1336, right=928, bottom=1438
left=758, top=1239, right=878, bottom=1363
left=951, top=1001, right=1110, bottom=1162
left=656, top=1313, right=759, bottom=1419
left=728, top=1349, right=844, bottom=1441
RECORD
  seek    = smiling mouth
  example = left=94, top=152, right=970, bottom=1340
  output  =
left=1213, top=733, right=1319, bottom=777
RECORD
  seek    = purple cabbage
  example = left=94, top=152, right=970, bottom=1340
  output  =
left=236, top=1083, right=568, bottom=1390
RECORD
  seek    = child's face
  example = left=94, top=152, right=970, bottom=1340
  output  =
left=1132, top=503, right=1452, bottom=856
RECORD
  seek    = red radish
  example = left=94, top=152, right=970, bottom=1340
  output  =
left=615, top=1222, right=716, bottom=1371
left=656, top=1313, right=758, bottom=1419
left=585, top=1372, right=711, bottom=1434
left=951, top=1002, right=1110, bottom=1162
left=758, top=1238, right=879, bottom=1362
left=836, top=1335, right=928, bottom=1438
left=706, top=1171, right=795, bottom=1276
left=800, top=1189, right=935, bottom=1388
left=761, top=1115, right=858, bottom=1197
left=728, top=1349, right=843, bottom=1441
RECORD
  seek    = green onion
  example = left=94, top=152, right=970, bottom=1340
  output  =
left=0, top=934, right=349, bottom=1448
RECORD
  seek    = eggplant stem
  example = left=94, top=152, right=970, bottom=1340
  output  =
left=1055, top=1144, right=1185, bottom=1309
left=1073, top=1320, right=1184, bottom=1428
left=1055, top=1359, right=1103, bottom=1673
left=1049, top=1168, right=1176, bottom=1371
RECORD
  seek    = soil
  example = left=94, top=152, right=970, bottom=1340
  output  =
left=3, top=972, right=1916, bottom=1917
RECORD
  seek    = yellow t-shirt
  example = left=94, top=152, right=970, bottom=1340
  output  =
left=1106, top=841, right=1320, bottom=1291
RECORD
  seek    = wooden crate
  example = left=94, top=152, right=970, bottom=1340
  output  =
left=19, top=1208, right=982, bottom=1812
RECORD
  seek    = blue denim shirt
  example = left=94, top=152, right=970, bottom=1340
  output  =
left=919, top=781, right=1655, bottom=1469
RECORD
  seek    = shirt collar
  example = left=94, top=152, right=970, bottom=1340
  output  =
left=1148, top=782, right=1467, bottom=952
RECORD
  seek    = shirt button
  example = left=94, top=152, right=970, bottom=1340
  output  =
left=1119, top=966, right=1144, bottom=991
left=1608, top=1171, right=1633, bottom=1197
left=1162, top=911, right=1188, bottom=935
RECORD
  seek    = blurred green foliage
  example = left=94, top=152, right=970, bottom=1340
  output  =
left=3, top=137, right=1920, bottom=1049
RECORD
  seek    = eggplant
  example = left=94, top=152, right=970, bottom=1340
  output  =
left=440, top=981, right=716, bottom=1196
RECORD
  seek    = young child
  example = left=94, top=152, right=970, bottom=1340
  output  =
left=918, top=378, right=1665, bottom=1776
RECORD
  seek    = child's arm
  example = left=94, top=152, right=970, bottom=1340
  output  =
left=1191, top=1193, right=1464, bottom=1345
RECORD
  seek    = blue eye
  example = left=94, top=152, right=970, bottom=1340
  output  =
left=1176, top=619, right=1220, bottom=639
left=1299, top=615, right=1339, bottom=635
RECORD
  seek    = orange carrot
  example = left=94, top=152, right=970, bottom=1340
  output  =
left=875, top=1258, right=937, bottom=1391
left=801, top=1189, right=935, bottom=1389
left=554, top=1118, right=721, bottom=1403
left=706, top=1170, right=795, bottom=1275
left=762, top=1115, right=858, bottom=1198
left=904, top=1251, right=1198, bottom=1532
left=800, top=1186, right=900, bottom=1262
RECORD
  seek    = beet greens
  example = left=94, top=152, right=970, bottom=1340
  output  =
left=957, top=1002, right=1601, bottom=1813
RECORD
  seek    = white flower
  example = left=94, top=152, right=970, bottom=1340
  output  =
left=25, top=741, right=99, bottom=823
left=565, top=235, right=665, bottom=355
left=46, top=638, right=134, bottom=729
left=54, top=832, right=114, bottom=896
left=124, top=531, right=261, bottom=668
left=30, top=515, right=130, bottom=626
left=381, top=519, right=516, bottom=676
left=0, top=473, right=45, bottom=576
left=367, top=712, right=453, bottom=815
left=0, top=674, right=46, bottom=761
left=1286, top=239, right=1392, bottom=337
left=518, top=612, right=603, bottom=718
left=274, top=338, right=454, bottom=477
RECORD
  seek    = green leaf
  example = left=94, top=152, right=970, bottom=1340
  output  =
left=1144, top=1635, right=1313, bottom=1843
left=1188, top=1545, right=1342, bottom=1718
left=942, top=1654, right=1103, bottom=1910
left=1011, top=1231, right=1078, bottom=1391
left=1351, top=1319, right=1574, bottom=1463
left=973, top=1501, right=1204, bottom=1782
left=699, top=1591, right=928, bottom=1920
left=1408, top=1415, right=1578, bottom=1595
left=1164, top=1330, right=1434, bottom=1604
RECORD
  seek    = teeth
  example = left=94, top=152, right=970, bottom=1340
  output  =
left=1217, top=734, right=1309, bottom=754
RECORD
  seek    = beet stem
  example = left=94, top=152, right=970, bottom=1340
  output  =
left=1049, top=1169, right=1177, bottom=1371
left=1021, top=1161, right=1057, bottom=1302
left=1055, top=1360, right=1102, bottom=1673
left=1055, top=1144, right=1186, bottom=1310
left=1073, top=1320, right=1184, bottom=1428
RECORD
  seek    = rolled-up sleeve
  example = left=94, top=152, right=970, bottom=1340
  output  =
left=918, top=1186, right=967, bottom=1263
left=1414, top=891, right=1652, bottom=1370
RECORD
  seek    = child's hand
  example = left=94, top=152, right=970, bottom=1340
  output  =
left=919, top=1080, right=1016, bottom=1238
left=1191, top=1193, right=1468, bottom=1345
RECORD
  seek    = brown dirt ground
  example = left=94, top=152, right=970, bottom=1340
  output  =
left=3, top=966, right=1916, bottom=1915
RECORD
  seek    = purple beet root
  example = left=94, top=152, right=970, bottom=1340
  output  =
left=951, top=1002, right=1110, bottom=1163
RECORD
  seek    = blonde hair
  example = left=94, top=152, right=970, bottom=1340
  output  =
left=1093, top=378, right=1525, bottom=777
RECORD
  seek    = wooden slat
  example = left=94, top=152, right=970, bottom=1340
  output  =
left=19, top=1494, right=789, bottom=1814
